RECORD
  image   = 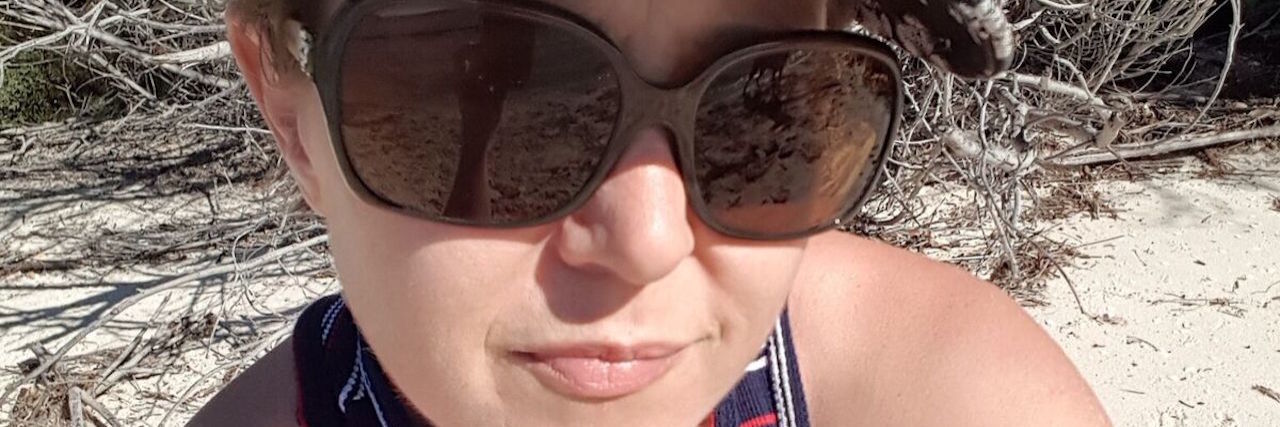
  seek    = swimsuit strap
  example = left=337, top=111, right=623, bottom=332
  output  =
left=294, top=294, right=429, bottom=427
left=709, top=311, right=811, bottom=427
left=293, top=294, right=811, bottom=427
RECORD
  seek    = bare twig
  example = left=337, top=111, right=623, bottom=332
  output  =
left=1048, top=125, right=1280, bottom=167
left=942, top=128, right=1038, bottom=173
left=1254, top=385, right=1280, bottom=404
left=0, top=235, right=330, bottom=409
left=150, top=42, right=233, bottom=64
left=1187, top=0, right=1241, bottom=128
left=68, top=387, right=85, bottom=427
left=79, top=391, right=124, bottom=427
left=156, top=327, right=292, bottom=426
left=1003, top=72, right=1107, bottom=108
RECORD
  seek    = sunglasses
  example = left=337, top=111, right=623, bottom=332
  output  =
left=306, top=0, right=903, bottom=240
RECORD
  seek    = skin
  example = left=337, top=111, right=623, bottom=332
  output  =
left=190, top=0, right=1112, bottom=425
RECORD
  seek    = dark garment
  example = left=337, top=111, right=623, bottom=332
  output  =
left=293, top=294, right=811, bottom=427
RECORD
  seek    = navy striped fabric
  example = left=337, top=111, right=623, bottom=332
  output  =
left=293, top=294, right=810, bottom=427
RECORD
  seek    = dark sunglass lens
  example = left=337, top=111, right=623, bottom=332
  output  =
left=695, top=48, right=896, bottom=237
left=339, top=4, right=619, bottom=224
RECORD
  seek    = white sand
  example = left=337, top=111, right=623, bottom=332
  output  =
left=1030, top=148, right=1280, bottom=425
left=0, top=146, right=332, bottom=424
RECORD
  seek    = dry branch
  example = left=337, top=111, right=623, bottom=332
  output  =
left=67, top=387, right=84, bottom=427
left=941, top=128, right=1037, bottom=173
left=79, top=391, right=123, bottom=427
left=0, top=235, right=330, bottom=409
left=0, top=0, right=240, bottom=110
left=861, top=0, right=1270, bottom=286
left=1048, top=125, right=1280, bottom=167
left=150, top=42, right=233, bottom=65
left=1002, top=72, right=1107, bottom=107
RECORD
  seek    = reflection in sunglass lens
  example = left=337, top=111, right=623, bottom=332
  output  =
left=695, top=49, right=896, bottom=237
left=338, top=5, right=619, bottom=224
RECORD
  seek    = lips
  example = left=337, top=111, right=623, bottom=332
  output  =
left=514, top=342, right=688, bottom=400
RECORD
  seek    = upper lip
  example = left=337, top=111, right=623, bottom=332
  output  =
left=515, top=341, right=689, bottom=362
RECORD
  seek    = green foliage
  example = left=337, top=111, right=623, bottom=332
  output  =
left=2, top=53, right=70, bottom=126
left=0, top=51, right=123, bottom=128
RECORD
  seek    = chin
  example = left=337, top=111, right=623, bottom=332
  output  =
left=398, top=349, right=732, bottom=427
left=500, top=398, right=713, bottom=427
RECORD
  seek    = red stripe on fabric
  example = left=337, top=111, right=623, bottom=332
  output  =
left=739, top=413, right=778, bottom=427
left=294, top=324, right=310, bottom=427
left=296, top=376, right=308, bottom=427
left=700, top=413, right=716, bottom=427
left=295, top=391, right=308, bottom=427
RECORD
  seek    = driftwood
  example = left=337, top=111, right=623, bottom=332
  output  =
left=1001, top=72, right=1107, bottom=108
left=1049, top=125, right=1280, bottom=167
left=942, top=128, right=1037, bottom=173
left=945, top=123, right=1280, bottom=169
left=79, top=389, right=124, bottom=427
left=67, top=387, right=84, bottom=427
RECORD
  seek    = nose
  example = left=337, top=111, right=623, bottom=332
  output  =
left=554, top=128, right=695, bottom=286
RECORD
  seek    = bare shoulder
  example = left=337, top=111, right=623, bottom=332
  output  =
left=787, top=232, right=1110, bottom=427
left=186, top=338, right=298, bottom=427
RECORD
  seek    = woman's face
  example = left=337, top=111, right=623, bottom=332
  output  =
left=292, top=0, right=833, bottom=425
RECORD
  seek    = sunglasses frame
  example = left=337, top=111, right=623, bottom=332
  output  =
left=308, top=0, right=904, bottom=241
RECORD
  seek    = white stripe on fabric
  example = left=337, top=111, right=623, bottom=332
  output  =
left=320, top=298, right=345, bottom=344
left=774, top=320, right=799, bottom=427
left=745, top=355, right=768, bottom=372
left=336, top=349, right=361, bottom=413
left=767, top=319, right=790, bottom=427
left=357, top=344, right=390, bottom=427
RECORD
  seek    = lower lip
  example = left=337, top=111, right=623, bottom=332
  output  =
left=516, top=351, right=683, bottom=400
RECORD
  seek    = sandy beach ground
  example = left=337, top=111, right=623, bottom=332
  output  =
left=2, top=138, right=1278, bottom=425
left=1029, top=147, right=1280, bottom=426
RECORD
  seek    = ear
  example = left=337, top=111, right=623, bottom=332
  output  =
left=227, top=16, right=328, bottom=217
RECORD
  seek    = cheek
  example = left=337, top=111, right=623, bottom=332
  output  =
left=297, top=87, right=551, bottom=420
left=694, top=224, right=807, bottom=350
left=325, top=203, right=540, bottom=340
left=696, top=223, right=807, bottom=316
left=325, top=209, right=547, bottom=420
left=715, top=251, right=800, bottom=316
left=720, top=246, right=803, bottom=347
